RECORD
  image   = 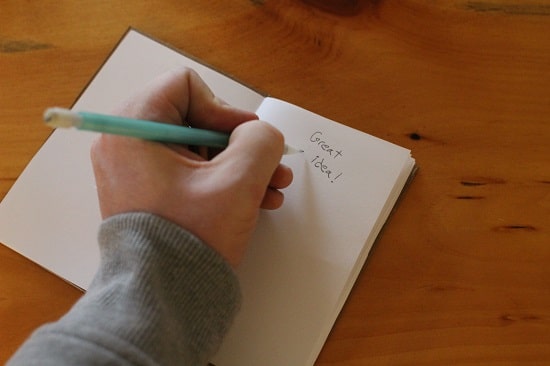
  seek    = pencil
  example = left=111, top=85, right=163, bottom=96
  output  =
left=43, top=107, right=303, bottom=155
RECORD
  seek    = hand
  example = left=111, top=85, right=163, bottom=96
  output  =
left=90, top=67, right=293, bottom=267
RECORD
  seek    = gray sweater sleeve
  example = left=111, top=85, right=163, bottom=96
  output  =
left=8, top=212, right=241, bottom=366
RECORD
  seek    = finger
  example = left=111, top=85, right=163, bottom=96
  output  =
left=261, top=188, right=285, bottom=210
left=184, top=69, right=258, bottom=131
left=110, top=76, right=184, bottom=125
left=147, top=67, right=258, bottom=131
left=112, top=67, right=258, bottom=132
left=215, top=121, right=285, bottom=201
left=269, top=164, right=293, bottom=190
left=263, top=165, right=293, bottom=209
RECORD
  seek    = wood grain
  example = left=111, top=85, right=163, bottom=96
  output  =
left=1, top=0, right=549, bottom=364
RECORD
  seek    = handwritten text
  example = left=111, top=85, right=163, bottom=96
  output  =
left=309, top=131, right=343, bottom=159
left=308, top=131, right=344, bottom=183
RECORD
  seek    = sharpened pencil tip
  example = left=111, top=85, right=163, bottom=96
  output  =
left=283, top=144, right=303, bottom=155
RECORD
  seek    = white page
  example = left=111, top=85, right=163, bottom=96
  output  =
left=0, top=30, right=264, bottom=289
left=212, top=98, right=414, bottom=366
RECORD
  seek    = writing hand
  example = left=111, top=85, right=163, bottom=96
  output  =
left=90, top=67, right=293, bottom=267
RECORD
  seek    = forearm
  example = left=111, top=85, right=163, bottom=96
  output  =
left=8, top=212, right=241, bottom=366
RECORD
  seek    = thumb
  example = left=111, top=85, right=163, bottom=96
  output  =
left=216, top=120, right=285, bottom=195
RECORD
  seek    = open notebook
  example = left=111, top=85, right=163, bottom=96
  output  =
left=0, top=29, right=415, bottom=365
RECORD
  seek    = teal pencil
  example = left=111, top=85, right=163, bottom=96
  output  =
left=43, top=107, right=302, bottom=155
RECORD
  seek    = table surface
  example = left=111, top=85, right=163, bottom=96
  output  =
left=1, top=1, right=549, bottom=364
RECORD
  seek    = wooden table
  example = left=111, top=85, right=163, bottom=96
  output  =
left=1, top=1, right=549, bottom=364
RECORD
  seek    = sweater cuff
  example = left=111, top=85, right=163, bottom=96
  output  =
left=93, top=212, right=241, bottom=363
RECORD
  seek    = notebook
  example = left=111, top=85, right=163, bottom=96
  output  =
left=0, top=29, right=416, bottom=366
